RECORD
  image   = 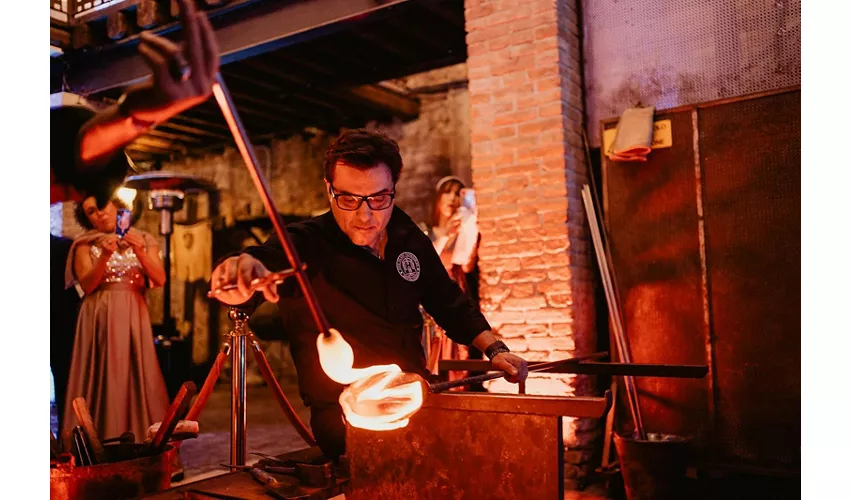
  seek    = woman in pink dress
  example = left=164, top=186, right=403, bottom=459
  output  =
left=63, top=196, right=170, bottom=443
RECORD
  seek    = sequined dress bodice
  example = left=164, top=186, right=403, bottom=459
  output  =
left=91, top=245, right=146, bottom=289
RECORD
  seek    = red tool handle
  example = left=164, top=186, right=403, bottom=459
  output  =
left=151, top=382, right=197, bottom=453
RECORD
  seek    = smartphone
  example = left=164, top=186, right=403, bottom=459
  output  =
left=459, top=188, right=476, bottom=218
left=116, top=209, right=132, bottom=237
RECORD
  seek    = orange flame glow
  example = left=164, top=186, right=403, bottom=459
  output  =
left=317, top=329, right=426, bottom=431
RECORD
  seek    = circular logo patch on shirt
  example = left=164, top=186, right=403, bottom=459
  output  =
left=396, top=252, right=421, bottom=282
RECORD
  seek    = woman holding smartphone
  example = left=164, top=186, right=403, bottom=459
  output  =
left=62, top=195, right=169, bottom=446
left=421, top=176, right=485, bottom=387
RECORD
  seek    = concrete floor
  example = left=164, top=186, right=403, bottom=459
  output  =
left=174, top=377, right=313, bottom=483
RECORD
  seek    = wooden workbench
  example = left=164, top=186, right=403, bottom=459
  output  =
left=141, top=447, right=348, bottom=500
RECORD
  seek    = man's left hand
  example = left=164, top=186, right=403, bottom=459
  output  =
left=490, top=352, right=528, bottom=384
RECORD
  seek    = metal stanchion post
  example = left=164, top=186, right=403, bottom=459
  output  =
left=228, top=308, right=249, bottom=467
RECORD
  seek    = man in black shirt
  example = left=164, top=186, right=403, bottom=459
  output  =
left=210, top=129, right=526, bottom=459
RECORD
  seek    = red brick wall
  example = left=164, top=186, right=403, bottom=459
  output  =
left=465, top=0, right=598, bottom=486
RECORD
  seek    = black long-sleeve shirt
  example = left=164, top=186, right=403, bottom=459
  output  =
left=244, top=207, right=491, bottom=408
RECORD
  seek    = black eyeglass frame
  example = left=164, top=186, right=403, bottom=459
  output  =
left=329, top=184, right=395, bottom=211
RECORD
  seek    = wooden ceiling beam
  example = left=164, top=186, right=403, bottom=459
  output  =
left=237, top=59, right=419, bottom=121
left=125, top=147, right=158, bottom=158
left=125, top=143, right=171, bottom=156
left=146, top=128, right=206, bottom=144
left=132, top=135, right=187, bottom=153
left=156, top=121, right=230, bottom=140
left=228, top=90, right=341, bottom=129
left=62, top=0, right=415, bottom=93
left=346, top=84, right=420, bottom=120
left=421, top=0, right=464, bottom=31
left=348, top=30, right=412, bottom=65
left=167, top=114, right=230, bottom=133
left=221, top=66, right=341, bottom=113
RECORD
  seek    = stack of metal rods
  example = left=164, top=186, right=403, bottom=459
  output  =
left=581, top=184, right=647, bottom=440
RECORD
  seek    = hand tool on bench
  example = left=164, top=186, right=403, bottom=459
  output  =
left=250, top=451, right=332, bottom=468
left=72, top=397, right=107, bottom=464
left=250, top=452, right=336, bottom=485
left=245, top=467, right=298, bottom=500
left=222, top=461, right=334, bottom=488
left=184, top=490, right=252, bottom=500
left=219, top=465, right=321, bottom=499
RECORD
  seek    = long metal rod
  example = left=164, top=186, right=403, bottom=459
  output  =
left=582, top=132, right=631, bottom=354
left=430, top=352, right=609, bottom=393
left=438, top=359, right=708, bottom=378
left=212, top=73, right=323, bottom=456
left=582, top=185, right=647, bottom=439
left=583, top=185, right=645, bottom=438
left=581, top=133, right=647, bottom=438
left=212, top=74, right=331, bottom=338
left=231, top=333, right=247, bottom=466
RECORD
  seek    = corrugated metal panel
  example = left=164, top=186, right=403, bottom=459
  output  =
left=583, top=0, right=800, bottom=146
left=699, top=90, right=800, bottom=468
left=602, top=88, right=800, bottom=472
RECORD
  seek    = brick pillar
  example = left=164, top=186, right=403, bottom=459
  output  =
left=465, top=0, right=597, bottom=486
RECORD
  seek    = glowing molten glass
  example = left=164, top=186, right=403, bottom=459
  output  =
left=317, top=329, right=426, bottom=431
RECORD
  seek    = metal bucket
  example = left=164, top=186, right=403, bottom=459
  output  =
left=50, top=443, right=175, bottom=500
left=614, top=432, right=691, bottom=500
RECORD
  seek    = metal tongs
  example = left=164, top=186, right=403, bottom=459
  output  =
left=207, top=264, right=306, bottom=298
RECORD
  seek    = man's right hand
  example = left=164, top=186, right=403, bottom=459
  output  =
left=210, top=254, right=280, bottom=305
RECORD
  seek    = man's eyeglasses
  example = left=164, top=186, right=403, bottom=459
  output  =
left=329, top=184, right=395, bottom=211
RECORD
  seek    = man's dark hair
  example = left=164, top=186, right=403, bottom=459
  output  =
left=323, top=129, right=403, bottom=185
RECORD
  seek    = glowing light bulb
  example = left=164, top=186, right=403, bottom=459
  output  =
left=116, top=187, right=137, bottom=207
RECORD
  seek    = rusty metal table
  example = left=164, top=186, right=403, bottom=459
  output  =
left=347, top=391, right=611, bottom=500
